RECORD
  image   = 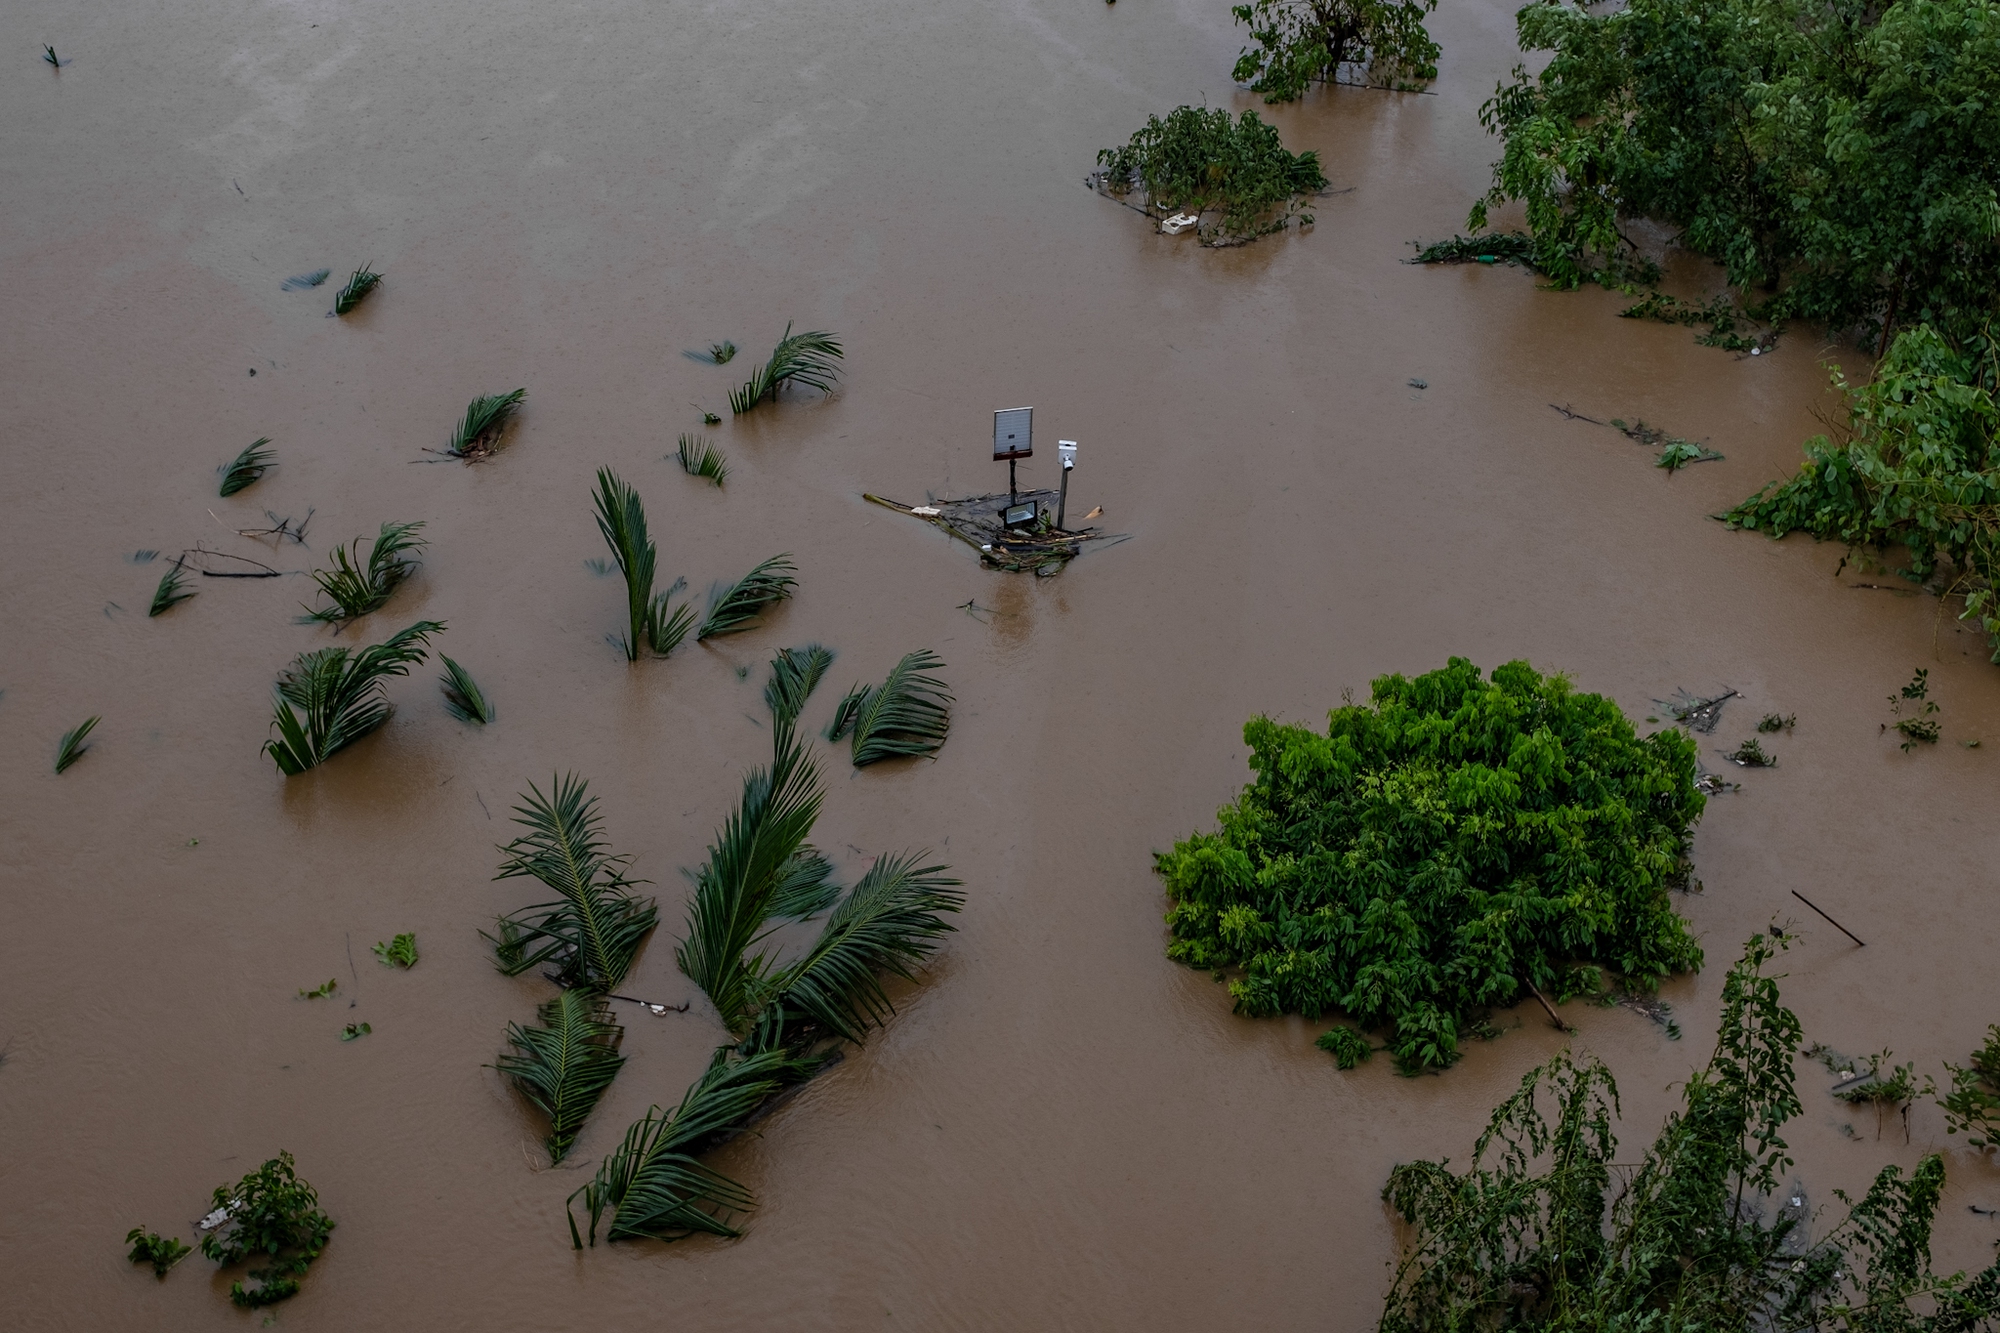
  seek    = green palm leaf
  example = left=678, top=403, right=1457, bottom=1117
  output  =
left=675, top=726, right=824, bottom=1031
left=264, top=621, right=443, bottom=774
left=765, top=853, right=963, bottom=1045
left=676, top=434, right=728, bottom=486
left=438, top=655, right=494, bottom=723
left=495, top=989, right=626, bottom=1164
left=727, top=324, right=843, bottom=414
left=763, top=644, right=833, bottom=725
left=446, top=388, right=526, bottom=459
left=697, top=555, right=796, bottom=640
left=55, top=715, right=100, bottom=774
left=592, top=469, right=691, bottom=661
left=767, top=847, right=841, bottom=921
left=487, top=775, right=658, bottom=992
left=332, top=266, right=381, bottom=315
left=149, top=556, right=196, bottom=617
left=827, top=650, right=952, bottom=765
left=299, top=521, right=426, bottom=624
left=568, top=1047, right=801, bottom=1245
left=218, top=438, right=275, bottom=496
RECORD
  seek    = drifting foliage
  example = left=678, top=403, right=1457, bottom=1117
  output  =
left=1231, top=0, right=1438, bottom=101
left=1156, top=658, right=1704, bottom=1071
left=264, top=620, right=443, bottom=775
left=827, top=649, right=953, bottom=766
left=1096, top=106, right=1327, bottom=246
left=445, top=388, right=526, bottom=460
left=372, top=932, right=418, bottom=968
left=1472, top=0, right=2000, bottom=343
left=332, top=266, right=380, bottom=315
left=149, top=557, right=195, bottom=617
left=488, top=775, right=658, bottom=993
left=300, top=520, right=426, bottom=624
left=677, top=433, right=728, bottom=486
left=437, top=655, right=494, bottom=723
left=1411, top=231, right=1539, bottom=269
left=1938, top=1025, right=2000, bottom=1152
left=497, top=989, right=627, bottom=1164
left=1380, top=935, right=2000, bottom=1331
left=698, top=555, right=796, bottom=640
left=218, top=438, right=274, bottom=496
left=728, top=325, right=844, bottom=414
left=1730, top=330, right=2000, bottom=661
left=592, top=469, right=693, bottom=661
left=199, top=1152, right=334, bottom=1308
left=125, top=1228, right=191, bottom=1278
left=54, top=716, right=99, bottom=774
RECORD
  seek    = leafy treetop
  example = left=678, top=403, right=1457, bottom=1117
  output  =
left=1231, top=0, right=1440, bottom=102
left=1096, top=106, right=1327, bottom=246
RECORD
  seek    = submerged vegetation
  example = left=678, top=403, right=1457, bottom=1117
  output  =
left=437, top=655, right=494, bottom=723
left=125, top=1228, right=191, bottom=1278
left=727, top=325, right=844, bottom=415
left=54, top=716, right=99, bottom=774
left=827, top=649, right=953, bottom=766
left=592, top=469, right=693, bottom=661
left=1157, top=659, right=1704, bottom=1071
left=569, top=647, right=961, bottom=1245
left=199, top=1152, right=334, bottom=1308
left=1095, top=106, right=1327, bottom=245
left=444, top=389, right=526, bottom=460
left=300, top=520, right=427, bottom=624
left=264, top=620, right=443, bottom=775
left=332, top=266, right=380, bottom=316
left=372, top=932, right=419, bottom=968
left=496, top=989, right=627, bottom=1164
left=676, top=433, right=727, bottom=486
left=148, top=557, right=195, bottom=617
left=218, top=438, right=274, bottom=496
left=1231, top=0, right=1439, bottom=101
left=698, top=555, right=796, bottom=640
left=1381, top=935, right=2000, bottom=1331
left=1939, top=1025, right=2000, bottom=1152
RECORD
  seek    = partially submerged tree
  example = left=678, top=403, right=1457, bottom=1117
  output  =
left=1232, top=0, right=1439, bottom=102
left=264, top=621, right=443, bottom=774
left=1156, top=658, right=1704, bottom=1071
left=1094, top=106, right=1327, bottom=246
left=198, top=1152, right=334, bottom=1309
left=1381, top=935, right=2000, bottom=1331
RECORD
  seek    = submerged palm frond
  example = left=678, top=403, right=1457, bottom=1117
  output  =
left=697, top=555, right=796, bottom=640
left=264, top=620, right=444, bottom=774
left=55, top=716, right=100, bottom=774
left=496, top=989, right=627, bottom=1164
left=569, top=1047, right=802, bottom=1245
left=281, top=269, right=331, bottom=291
left=767, top=848, right=841, bottom=921
left=445, top=389, right=526, bottom=459
left=676, top=726, right=824, bottom=1031
left=763, top=644, right=833, bottom=726
left=826, top=650, right=952, bottom=765
left=488, top=775, right=658, bottom=993
left=333, top=266, right=381, bottom=315
left=218, top=438, right=275, bottom=496
left=727, top=324, right=844, bottom=414
left=299, top=520, right=427, bottom=624
left=438, top=655, right=494, bottom=723
left=149, top=557, right=196, bottom=616
left=593, top=469, right=691, bottom=661
left=765, top=854, right=963, bottom=1045
left=676, top=434, right=728, bottom=486
left=709, top=341, right=737, bottom=364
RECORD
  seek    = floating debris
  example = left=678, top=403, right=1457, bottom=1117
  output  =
left=865, top=489, right=1128, bottom=576
left=1694, top=771, right=1740, bottom=795
left=1657, top=688, right=1737, bottom=733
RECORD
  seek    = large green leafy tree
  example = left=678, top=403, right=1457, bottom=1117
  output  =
left=1475, top=0, right=2000, bottom=342
left=1156, top=659, right=1704, bottom=1072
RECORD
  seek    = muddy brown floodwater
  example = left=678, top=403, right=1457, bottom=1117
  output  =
left=5, top=0, right=1999, bottom=1326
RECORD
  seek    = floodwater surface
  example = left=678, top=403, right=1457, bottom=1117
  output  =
left=4, top=0, right=1998, bottom=1327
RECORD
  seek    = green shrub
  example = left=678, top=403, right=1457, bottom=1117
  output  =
left=199, top=1152, right=333, bottom=1308
left=1155, top=658, right=1704, bottom=1071
left=1316, top=1026, right=1373, bottom=1069
left=1231, top=0, right=1439, bottom=102
left=1095, top=106, right=1327, bottom=246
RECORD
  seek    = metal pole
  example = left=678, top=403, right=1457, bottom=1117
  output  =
left=1009, top=458, right=1017, bottom=503
left=1057, top=464, right=1070, bottom=529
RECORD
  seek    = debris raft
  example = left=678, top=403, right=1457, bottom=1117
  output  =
left=864, top=490, right=1126, bottom=576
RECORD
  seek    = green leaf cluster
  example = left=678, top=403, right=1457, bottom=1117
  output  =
left=592, top=469, right=694, bottom=661
left=1473, top=0, right=2000, bottom=341
left=1230, top=0, right=1439, bottom=103
left=299, top=520, right=426, bottom=624
left=827, top=649, right=953, bottom=766
left=1725, top=326, right=2000, bottom=659
left=1155, top=658, right=1704, bottom=1072
left=198, top=1152, right=334, bottom=1309
left=1939, top=1025, right=2000, bottom=1151
left=264, top=620, right=443, bottom=774
left=727, top=324, right=843, bottom=415
left=125, top=1228, right=190, bottom=1278
left=1095, top=106, right=1328, bottom=246
left=496, top=989, right=626, bottom=1164
left=1380, top=935, right=2000, bottom=1331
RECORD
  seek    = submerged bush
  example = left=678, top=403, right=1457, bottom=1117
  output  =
left=1156, top=658, right=1704, bottom=1071
left=1095, top=106, right=1327, bottom=246
left=1232, top=0, right=1439, bottom=102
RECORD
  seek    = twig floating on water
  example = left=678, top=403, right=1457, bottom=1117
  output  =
left=1791, top=890, right=1865, bottom=947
